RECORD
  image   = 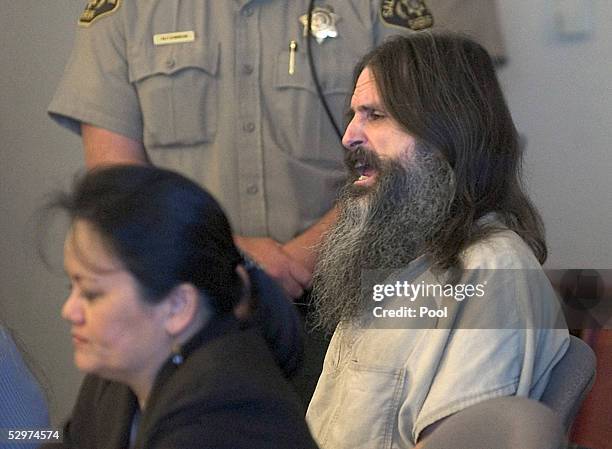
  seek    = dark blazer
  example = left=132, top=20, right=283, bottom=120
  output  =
left=45, top=317, right=318, bottom=449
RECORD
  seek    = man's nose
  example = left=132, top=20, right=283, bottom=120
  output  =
left=342, top=118, right=364, bottom=150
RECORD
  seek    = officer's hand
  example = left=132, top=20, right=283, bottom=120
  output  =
left=282, top=238, right=315, bottom=284
left=234, top=236, right=311, bottom=299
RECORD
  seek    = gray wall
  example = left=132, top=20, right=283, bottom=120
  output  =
left=496, top=0, right=612, bottom=269
left=1, top=1, right=85, bottom=426
left=1, top=0, right=610, bottom=426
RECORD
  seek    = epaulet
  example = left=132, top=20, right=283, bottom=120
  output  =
left=379, top=0, right=434, bottom=31
left=78, top=0, right=121, bottom=27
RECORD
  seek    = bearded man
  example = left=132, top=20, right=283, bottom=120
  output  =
left=306, top=32, right=569, bottom=449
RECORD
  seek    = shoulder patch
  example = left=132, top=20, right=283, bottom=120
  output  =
left=379, top=0, right=434, bottom=31
left=78, top=0, right=121, bottom=27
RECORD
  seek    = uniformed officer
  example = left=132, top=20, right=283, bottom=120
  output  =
left=49, top=0, right=505, bottom=405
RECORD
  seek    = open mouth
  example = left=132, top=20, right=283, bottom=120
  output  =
left=353, top=161, right=377, bottom=186
left=345, top=147, right=381, bottom=187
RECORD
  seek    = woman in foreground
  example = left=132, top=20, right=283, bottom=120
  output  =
left=43, top=165, right=317, bottom=449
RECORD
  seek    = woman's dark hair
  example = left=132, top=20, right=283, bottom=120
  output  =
left=354, top=31, right=547, bottom=270
left=52, top=165, right=243, bottom=315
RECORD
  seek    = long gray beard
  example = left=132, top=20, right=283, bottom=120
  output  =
left=310, top=148, right=455, bottom=334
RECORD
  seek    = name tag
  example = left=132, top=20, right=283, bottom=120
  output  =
left=153, top=31, right=195, bottom=46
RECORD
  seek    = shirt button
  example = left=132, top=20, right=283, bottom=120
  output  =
left=243, top=122, right=255, bottom=133
left=166, top=59, right=176, bottom=69
left=246, top=184, right=259, bottom=194
left=242, top=6, right=253, bottom=17
left=242, top=64, right=254, bottom=75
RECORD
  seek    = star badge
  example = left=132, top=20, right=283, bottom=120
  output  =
left=299, top=5, right=341, bottom=44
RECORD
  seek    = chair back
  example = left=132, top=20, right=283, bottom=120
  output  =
left=540, top=335, right=597, bottom=432
left=422, top=397, right=564, bottom=449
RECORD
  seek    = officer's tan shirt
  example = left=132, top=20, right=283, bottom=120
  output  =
left=49, top=0, right=505, bottom=241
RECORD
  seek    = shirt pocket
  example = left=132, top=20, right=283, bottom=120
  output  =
left=128, top=40, right=219, bottom=148
left=322, top=360, right=406, bottom=449
left=271, top=48, right=355, bottom=164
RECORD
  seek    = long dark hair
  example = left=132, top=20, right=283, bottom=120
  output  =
left=51, top=165, right=243, bottom=315
left=355, top=31, right=546, bottom=270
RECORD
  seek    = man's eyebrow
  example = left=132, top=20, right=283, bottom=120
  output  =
left=347, top=104, right=383, bottom=116
left=357, top=104, right=378, bottom=111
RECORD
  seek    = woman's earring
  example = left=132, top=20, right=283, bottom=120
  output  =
left=171, top=344, right=184, bottom=366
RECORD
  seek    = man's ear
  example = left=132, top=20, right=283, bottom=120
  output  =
left=163, top=283, right=206, bottom=337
